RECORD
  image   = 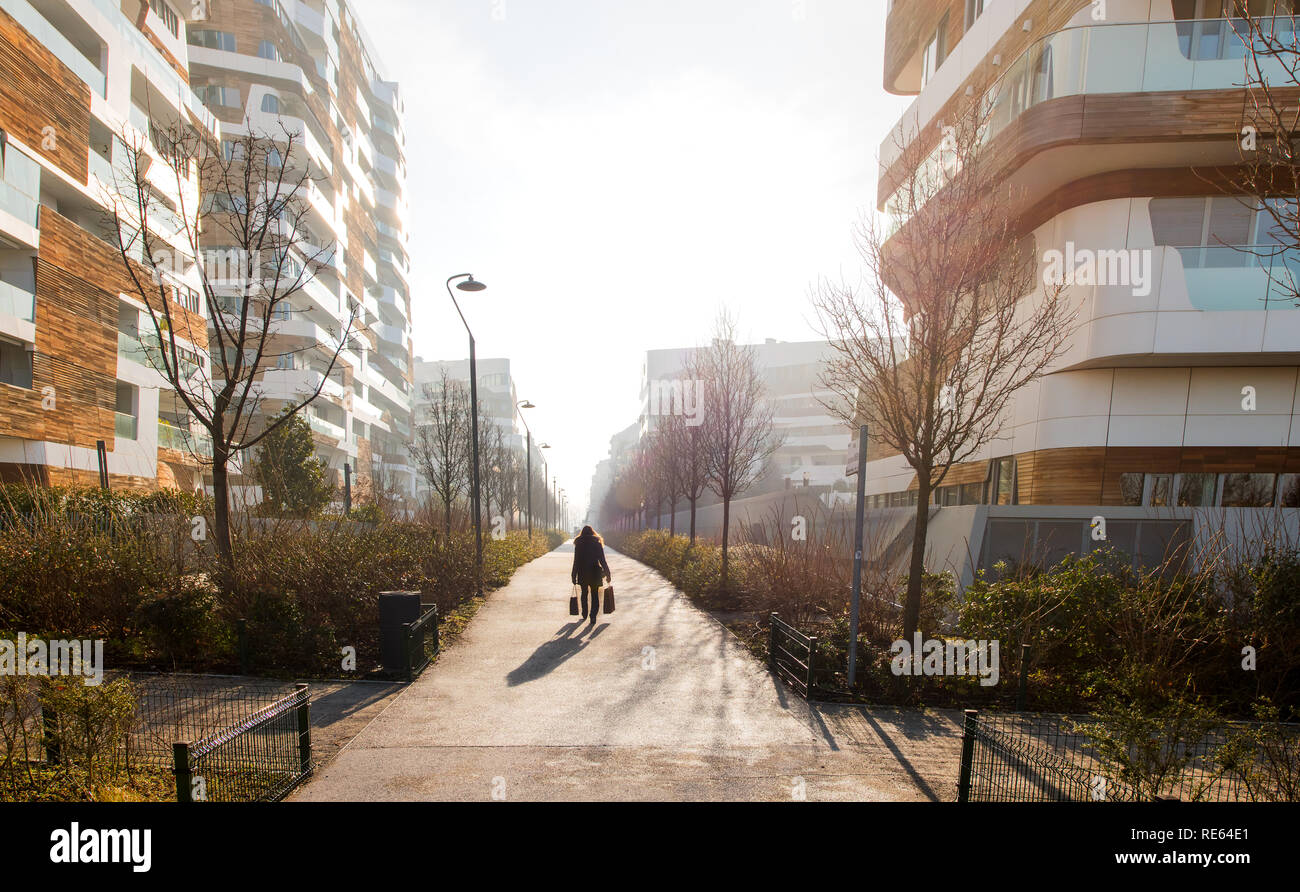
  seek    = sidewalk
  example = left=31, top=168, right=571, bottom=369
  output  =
left=291, top=544, right=961, bottom=801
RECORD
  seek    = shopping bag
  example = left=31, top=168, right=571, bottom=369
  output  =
left=603, top=585, right=615, bottom=613
left=569, top=584, right=579, bottom=616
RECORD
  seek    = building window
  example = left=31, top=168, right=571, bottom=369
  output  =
left=1177, top=473, right=1217, bottom=507
left=1220, top=473, right=1276, bottom=507
left=964, top=0, right=986, bottom=31
left=1279, top=474, right=1300, bottom=507
left=258, top=40, right=281, bottom=62
left=197, top=85, right=241, bottom=108
left=1119, top=472, right=1144, bottom=506
left=0, top=338, right=32, bottom=389
left=149, top=0, right=180, bottom=38
left=260, top=93, right=280, bottom=114
left=188, top=29, right=237, bottom=52
left=988, top=457, right=1016, bottom=505
left=920, top=14, right=949, bottom=87
left=115, top=381, right=138, bottom=441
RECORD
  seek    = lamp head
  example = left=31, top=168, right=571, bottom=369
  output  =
left=519, top=400, right=535, bottom=409
left=456, top=275, right=487, bottom=292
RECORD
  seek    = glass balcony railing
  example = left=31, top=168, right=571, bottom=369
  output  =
left=115, top=412, right=138, bottom=441
left=157, top=421, right=213, bottom=457
left=886, top=17, right=1300, bottom=231
left=0, top=279, right=35, bottom=321
left=1174, top=245, right=1300, bottom=311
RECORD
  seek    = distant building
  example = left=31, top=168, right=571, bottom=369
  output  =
left=640, top=339, right=852, bottom=496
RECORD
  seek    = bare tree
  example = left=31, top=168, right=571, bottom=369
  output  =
left=698, top=311, right=781, bottom=590
left=410, top=369, right=472, bottom=538
left=105, top=120, right=354, bottom=583
left=813, top=88, right=1074, bottom=642
left=1226, top=3, right=1300, bottom=304
left=658, top=404, right=707, bottom=541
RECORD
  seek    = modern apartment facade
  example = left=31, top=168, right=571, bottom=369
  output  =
left=640, top=339, right=854, bottom=495
left=0, top=0, right=415, bottom=502
left=0, top=0, right=215, bottom=490
left=872, top=0, right=1300, bottom=583
left=187, top=0, right=415, bottom=504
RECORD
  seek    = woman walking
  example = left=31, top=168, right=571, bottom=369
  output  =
left=571, top=525, right=611, bottom=626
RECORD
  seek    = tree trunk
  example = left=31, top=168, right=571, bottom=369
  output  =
left=720, top=495, right=731, bottom=592
left=443, top=499, right=452, bottom=540
left=688, top=495, right=697, bottom=545
left=211, top=451, right=235, bottom=591
left=669, top=497, right=676, bottom=536
left=902, top=474, right=933, bottom=642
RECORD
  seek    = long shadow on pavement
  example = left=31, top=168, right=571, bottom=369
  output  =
left=506, top=621, right=595, bottom=686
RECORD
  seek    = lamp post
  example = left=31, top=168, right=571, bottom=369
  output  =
left=517, top=400, right=536, bottom=537
left=446, top=273, right=487, bottom=597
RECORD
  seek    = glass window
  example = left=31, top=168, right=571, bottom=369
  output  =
left=1207, top=197, right=1254, bottom=245
left=1177, top=473, right=1217, bottom=507
left=1278, top=473, right=1300, bottom=507
left=1220, top=473, right=1275, bottom=507
left=0, top=339, right=32, bottom=389
left=960, top=482, right=983, bottom=505
left=990, top=457, right=1016, bottom=505
left=260, top=94, right=280, bottom=114
left=188, top=30, right=236, bottom=52
left=258, top=40, right=280, bottom=61
left=1149, top=473, right=1173, bottom=507
left=1120, top=472, right=1144, bottom=506
left=150, top=0, right=179, bottom=37
left=1150, top=197, right=1208, bottom=246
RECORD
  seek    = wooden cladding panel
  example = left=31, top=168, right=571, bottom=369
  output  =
left=39, top=211, right=207, bottom=347
left=0, top=6, right=90, bottom=183
left=900, top=445, right=1300, bottom=506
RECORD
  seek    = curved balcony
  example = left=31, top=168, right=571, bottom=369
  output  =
left=882, top=17, right=1298, bottom=219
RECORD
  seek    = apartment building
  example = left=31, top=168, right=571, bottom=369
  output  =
left=0, top=0, right=215, bottom=490
left=186, top=0, right=415, bottom=503
left=871, top=0, right=1300, bottom=584
left=411, top=356, right=551, bottom=510
left=640, top=339, right=853, bottom=494
left=0, top=0, right=415, bottom=503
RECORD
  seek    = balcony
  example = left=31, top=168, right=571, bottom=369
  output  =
left=0, top=279, right=35, bottom=322
left=1174, top=245, right=1300, bottom=312
left=307, top=412, right=346, bottom=443
left=883, top=17, right=1300, bottom=219
left=114, top=412, right=137, bottom=441
left=158, top=421, right=213, bottom=458
left=1, top=145, right=40, bottom=234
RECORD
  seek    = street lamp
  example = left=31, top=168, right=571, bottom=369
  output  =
left=446, top=273, right=487, bottom=597
left=517, top=400, right=536, bottom=537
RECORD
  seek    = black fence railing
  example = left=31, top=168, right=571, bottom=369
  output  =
left=403, top=603, right=439, bottom=683
left=174, top=684, right=311, bottom=802
left=958, top=709, right=1300, bottom=803
left=122, top=673, right=304, bottom=766
left=767, top=612, right=818, bottom=699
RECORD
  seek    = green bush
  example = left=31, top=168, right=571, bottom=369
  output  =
left=0, top=487, right=562, bottom=677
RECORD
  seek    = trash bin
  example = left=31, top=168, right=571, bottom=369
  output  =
left=379, top=590, right=422, bottom=674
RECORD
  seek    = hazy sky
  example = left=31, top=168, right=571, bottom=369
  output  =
left=360, top=0, right=909, bottom=519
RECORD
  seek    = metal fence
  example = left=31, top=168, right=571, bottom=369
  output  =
left=958, top=709, right=1300, bottom=803
left=173, top=685, right=311, bottom=803
left=404, top=603, right=439, bottom=683
left=767, top=612, right=818, bottom=699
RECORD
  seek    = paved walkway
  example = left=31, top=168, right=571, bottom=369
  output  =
left=292, top=544, right=962, bottom=801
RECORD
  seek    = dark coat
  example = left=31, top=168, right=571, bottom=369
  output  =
left=571, top=534, right=611, bottom=586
